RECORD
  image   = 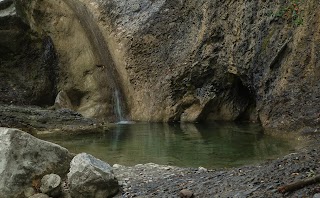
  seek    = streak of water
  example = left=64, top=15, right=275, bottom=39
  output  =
left=64, top=0, right=128, bottom=121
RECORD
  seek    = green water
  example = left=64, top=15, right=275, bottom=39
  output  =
left=42, top=122, right=294, bottom=169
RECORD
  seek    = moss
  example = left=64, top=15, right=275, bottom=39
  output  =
left=262, top=29, right=275, bottom=52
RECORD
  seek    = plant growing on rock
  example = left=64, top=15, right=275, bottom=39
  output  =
left=275, top=0, right=303, bottom=26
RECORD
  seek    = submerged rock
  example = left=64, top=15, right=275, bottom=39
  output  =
left=0, top=127, right=73, bottom=198
left=68, top=153, right=119, bottom=198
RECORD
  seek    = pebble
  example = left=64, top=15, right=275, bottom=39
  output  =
left=179, top=189, right=194, bottom=198
left=113, top=164, right=122, bottom=169
left=198, top=166, right=207, bottom=173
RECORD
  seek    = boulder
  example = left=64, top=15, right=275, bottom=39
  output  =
left=40, top=174, right=62, bottom=197
left=68, top=153, right=119, bottom=198
left=54, top=90, right=73, bottom=110
left=0, top=127, right=73, bottom=198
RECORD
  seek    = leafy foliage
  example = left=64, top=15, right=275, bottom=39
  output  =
left=274, top=0, right=303, bottom=26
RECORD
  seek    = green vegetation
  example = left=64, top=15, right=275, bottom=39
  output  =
left=275, top=0, right=303, bottom=26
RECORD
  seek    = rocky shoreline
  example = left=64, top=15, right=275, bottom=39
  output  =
left=0, top=105, right=319, bottom=197
left=112, top=134, right=320, bottom=197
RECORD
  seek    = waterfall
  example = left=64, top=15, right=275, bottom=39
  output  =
left=65, top=0, right=128, bottom=122
left=113, top=89, right=125, bottom=122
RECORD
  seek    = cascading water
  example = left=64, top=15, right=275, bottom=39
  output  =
left=113, top=89, right=125, bottom=122
left=64, top=0, right=128, bottom=122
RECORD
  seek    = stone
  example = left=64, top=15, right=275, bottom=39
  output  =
left=54, top=90, right=73, bottom=110
left=198, top=166, right=208, bottom=173
left=0, top=127, right=73, bottom=198
left=313, top=193, right=320, bottom=198
left=67, top=153, right=119, bottom=198
left=179, top=189, right=194, bottom=198
left=40, top=174, right=62, bottom=197
left=29, top=193, right=50, bottom=198
left=24, top=187, right=36, bottom=197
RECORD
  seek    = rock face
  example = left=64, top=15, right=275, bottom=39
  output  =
left=10, top=0, right=320, bottom=132
left=0, top=0, right=58, bottom=106
left=68, top=153, right=119, bottom=198
left=0, top=127, right=73, bottom=198
left=0, top=105, right=103, bottom=135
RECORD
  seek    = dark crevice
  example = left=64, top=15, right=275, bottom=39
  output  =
left=198, top=76, right=257, bottom=122
left=234, top=77, right=257, bottom=122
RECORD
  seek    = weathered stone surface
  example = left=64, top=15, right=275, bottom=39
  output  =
left=40, top=174, right=62, bottom=197
left=0, top=127, right=73, bottom=198
left=68, top=153, right=119, bottom=198
left=29, top=193, right=50, bottom=198
left=24, top=187, right=36, bottom=197
left=11, top=0, right=320, bottom=132
left=0, top=0, right=58, bottom=106
left=54, top=90, right=73, bottom=110
left=0, top=104, right=104, bottom=135
left=179, top=189, right=194, bottom=198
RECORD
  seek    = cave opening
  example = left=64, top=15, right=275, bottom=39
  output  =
left=199, top=76, right=258, bottom=123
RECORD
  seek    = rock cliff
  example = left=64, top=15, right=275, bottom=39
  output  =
left=0, top=0, right=57, bottom=106
left=5, top=0, right=320, bottom=132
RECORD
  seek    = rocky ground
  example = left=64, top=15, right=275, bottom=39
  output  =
left=113, top=134, right=320, bottom=198
left=0, top=104, right=109, bottom=135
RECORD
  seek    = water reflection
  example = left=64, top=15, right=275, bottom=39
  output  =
left=41, top=122, right=293, bottom=168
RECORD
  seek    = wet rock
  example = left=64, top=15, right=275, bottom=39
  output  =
left=40, top=174, right=62, bottom=197
left=0, top=127, right=73, bottom=198
left=29, top=193, right=50, bottom=198
left=67, top=153, right=119, bottom=198
left=179, top=189, right=194, bottom=198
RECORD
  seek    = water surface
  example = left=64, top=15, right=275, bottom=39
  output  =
left=42, top=122, right=294, bottom=169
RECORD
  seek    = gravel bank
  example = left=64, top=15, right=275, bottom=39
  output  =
left=113, top=135, right=320, bottom=198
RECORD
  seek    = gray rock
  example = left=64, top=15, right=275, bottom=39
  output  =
left=67, top=153, right=119, bottom=198
left=24, top=187, right=36, bottom=197
left=314, top=193, right=320, bottom=198
left=179, top=189, right=194, bottom=198
left=40, top=174, right=62, bottom=197
left=0, top=127, right=73, bottom=198
left=54, top=90, right=73, bottom=110
left=29, top=193, right=50, bottom=198
left=197, top=166, right=208, bottom=173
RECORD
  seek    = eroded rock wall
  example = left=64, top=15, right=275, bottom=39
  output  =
left=13, top=0, right=320, bottom=132
left=0, top=0, right=57, bottom=106
left=94, top=0, right=320, bottom=132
